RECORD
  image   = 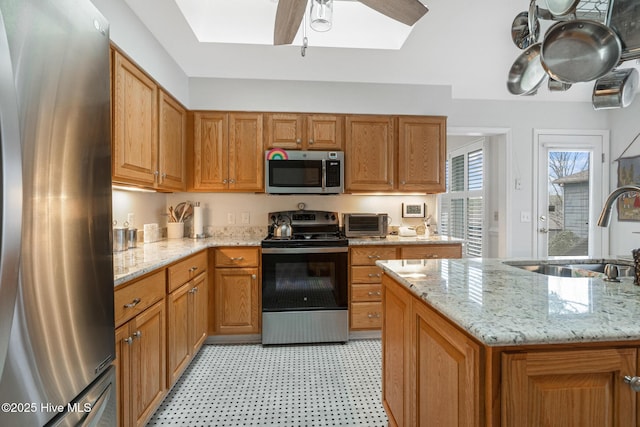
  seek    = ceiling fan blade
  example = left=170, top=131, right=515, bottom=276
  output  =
left=358, top=0, right=428, bottom=26
left=274, top=0, right=307, bottom=45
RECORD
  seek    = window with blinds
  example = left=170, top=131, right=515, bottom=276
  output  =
left=440, top=142, right=484, bottom=257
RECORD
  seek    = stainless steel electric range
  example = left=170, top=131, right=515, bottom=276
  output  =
left=261, top=210, right=348, bottom=345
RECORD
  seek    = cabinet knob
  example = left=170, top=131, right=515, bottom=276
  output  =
left=230, top=257, right=244, bottom=261
left=251, top=274, right=257, bottom=279
left=132, top=330, right=142, bottom=339
left=624, top=376, right=640, bottom=392
left=154, top=170, right=159, bottom=182
left=124, top=298, right=141, bottom=309
left=162, top=173, right=167, bottom=179
left=368, top=255, right=381, bottom=259
left=367, top=313, right=381, bottom=319
left=309, top=139, right=314, bottom=145
left=368, top=291, right=382, bottom=296
left=296, top=138, right=302, bottom=144
left=189, top=266, right=198, bottom=273
left=123, top=337, right=133, bottom=345
left=400, top=180, right=405, bottom=185
left=368, top=273, right=381, bottom=278
left=229, top=179, right=236, bottom=184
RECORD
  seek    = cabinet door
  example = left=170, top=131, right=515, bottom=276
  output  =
left=191, top=112, right=229, bottom=191
left=229, top=113, right=264, bottom=191
left=190, top=271, right=208, bottom=354
left=114, top=324, right=132, bottom=427
left=131, top=300, right=166, bottom=427
left=345, top=115, right=395, bottom=191
left=306, top=114, right=343, bottom=150
left=413, top=299, right=479, bottom=427
left=112, top=51, right=158, bottom=186
left=167, top=283, right=191, bottom=386
left=215, top=267, right=260, bottom=334
left=158, top=91, right=186, bottom=191
left=264, top=113, right=304, bottom=150
left=382, top=275, right=413, bottom=427
left=502, top=348, right=637, bottom=427
left=397, top=116, right=447, bottom=193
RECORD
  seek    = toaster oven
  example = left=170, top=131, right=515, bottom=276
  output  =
left=343, top=213, right=388, bottom=238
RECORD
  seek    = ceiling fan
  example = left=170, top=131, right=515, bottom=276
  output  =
left=273, top=0, right=429, bottom=45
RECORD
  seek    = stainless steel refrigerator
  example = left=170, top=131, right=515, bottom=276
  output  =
left=1, top=0, right=116, bottom=425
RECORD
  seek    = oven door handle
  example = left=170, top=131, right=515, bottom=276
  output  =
left=262, top=247, right=348, bottom=255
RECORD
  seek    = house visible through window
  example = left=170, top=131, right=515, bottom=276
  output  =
left=439, top=141, right=484, bottom=257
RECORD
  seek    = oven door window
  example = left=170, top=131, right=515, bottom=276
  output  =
left=262, top=252, right=347, bottom=311
left=268, top=160, right=322, bottom=188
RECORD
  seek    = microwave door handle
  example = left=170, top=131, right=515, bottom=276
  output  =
left=321, top=159, right=326, bottom=190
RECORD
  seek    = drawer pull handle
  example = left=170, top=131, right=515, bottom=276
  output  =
left=367, top=255, right=381, bottom=259
left=124, top=298, right=141, bottom=309
left=367, top=273, right=381, bottom=278
left=368, top=291, right=382, bottom=296
left=123, top=337, right=133, bottom=345
left=230, top=257, right=244, bottom=261
left=367, top=313, right=381, bottom=319
left=132, top=330, right=142, bottom=339
left=189, top=266, right=198, bottom=273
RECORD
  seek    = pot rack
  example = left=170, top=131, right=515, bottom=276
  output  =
left=508, top=0, right=640, bottom=108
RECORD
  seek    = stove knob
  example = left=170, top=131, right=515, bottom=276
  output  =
left=330, top=214, right=336, bottom=221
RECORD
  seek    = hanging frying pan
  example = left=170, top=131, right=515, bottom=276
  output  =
left=507, top=43, right=547, bottom=95
left=511, top=0, right=540, bottom=49
left=541, top=20, right=622, bottom=84
left=544, top=0, right=580, bottom=17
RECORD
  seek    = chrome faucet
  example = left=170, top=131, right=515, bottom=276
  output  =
left=597, top=185, right=640, bottom=227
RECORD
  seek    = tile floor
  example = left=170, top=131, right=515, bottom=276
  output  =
left=147, top=339, right=388, bottom=427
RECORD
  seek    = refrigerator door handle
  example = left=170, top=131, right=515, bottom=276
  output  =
left=0, top=9, right=24, bottom=379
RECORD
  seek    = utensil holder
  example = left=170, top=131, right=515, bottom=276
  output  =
left=167, top=222, right=184, bottom=239
left=633, top=248, right=640, bottom=286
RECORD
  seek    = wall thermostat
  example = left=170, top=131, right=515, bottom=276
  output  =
left=402, top=203, right=426, bottom=218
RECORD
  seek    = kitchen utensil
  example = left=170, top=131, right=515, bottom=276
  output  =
left=544, top=0, right=579, bottom=17
left=592, top=67, right=639, bottom=109
left=541, top=20, right=622, bottom=84
left=174, top=202, right=193, bottom=222
left=511, top=6, right=540, bottom=49
left=273, top=215, right=292, bottom=239
left=507, top=43, right=547, bottom=95
left=169, top=206, right=177, bottom=223
left=548, top=77, right=572, bottom=91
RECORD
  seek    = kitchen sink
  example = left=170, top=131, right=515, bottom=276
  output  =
left=503, top=260, right=635, bottom=279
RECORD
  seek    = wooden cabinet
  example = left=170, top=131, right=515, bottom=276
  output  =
left=166, top=251, right=208, bottom=385
left=264, top=113, right=343, bottom=150
left=350, top=246, right=398, bottom=330
left=189, top=112, right=264, bottom=192
left=213, top=247, right=261, bottom=334
left=345, top=115, right=395, bottom=192
left=112, top=49, right=186, bottom=191
left=502, top=348, right=636, bottom=427
left=114, top=270, right=167, bottom=427
left=397, top=116, right=446, bottom=193
left=400, top=244, right=462, bottom=259
left=345, top=114, right=447, bottom=193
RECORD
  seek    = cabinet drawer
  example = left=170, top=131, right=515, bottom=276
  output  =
left=351, top=302, right=383, bottom=329
left=351, top=247, right=397, bottom=265
left=167, top=250, right=207, bottom=293
left=215, top=247, right=260, bottom=267
left=400, top=244, right=462, bottom=260
left=114, top=270, right=165, bottom=327
left=351, top=266, right=383, bottom=284
left=351, top=284, right=382, bottom=302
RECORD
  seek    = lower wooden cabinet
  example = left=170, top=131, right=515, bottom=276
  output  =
left=115, top=299, right=166, bottom=427
left=502, top=348, right=637, bottom=427
left=167, top=271, right=208, bottom=385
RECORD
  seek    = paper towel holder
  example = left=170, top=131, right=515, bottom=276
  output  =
left=190, top=201, right=206, bottom=239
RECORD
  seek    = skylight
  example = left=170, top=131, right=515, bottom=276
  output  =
left=175, top=0, right=415, bottom=50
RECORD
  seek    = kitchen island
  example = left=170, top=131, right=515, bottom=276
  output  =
left=378, top=258, right=640, bottom=427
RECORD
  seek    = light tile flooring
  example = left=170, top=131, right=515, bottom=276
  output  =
left=147, top=339, right=388, bottom=427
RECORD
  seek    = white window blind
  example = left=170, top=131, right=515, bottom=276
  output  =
left=440, top=142, right=485, bottom=257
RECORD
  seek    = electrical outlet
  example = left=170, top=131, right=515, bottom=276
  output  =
left=520, top=211, right=531, bottom=223
left=241, top=212, right=250, bottom=224
left=227, top=213, right=236, bottom=224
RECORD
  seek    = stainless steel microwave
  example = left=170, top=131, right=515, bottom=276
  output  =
left=343, top=213, right=389, bottom=238
left=265, top=150, right=344, bottom=194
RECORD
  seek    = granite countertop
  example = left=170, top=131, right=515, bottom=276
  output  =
left=113, top=236, right=263, bottom=286
left=377, top=258, right=640, bottom=347
left=348, top=235, right=464, bottom=246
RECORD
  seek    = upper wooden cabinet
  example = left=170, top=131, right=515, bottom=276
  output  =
left=189, top=112, right=264, bottom=192
left=264, top=113, right=343, bottom=151
left=345, top=114, right=447, bottom=193
left=345, top=115, right=395, bottom=192
left=397, top=116, right=446, bottom=193
left=112, top=49, right=186, bottom=191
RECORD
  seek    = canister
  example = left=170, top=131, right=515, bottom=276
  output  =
left=127, top=228, right=138, bottom=249
left=113, top=220, right=128, bottom=252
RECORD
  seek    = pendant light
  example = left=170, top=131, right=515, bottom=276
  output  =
left=310, top=0, right=333, bottom=32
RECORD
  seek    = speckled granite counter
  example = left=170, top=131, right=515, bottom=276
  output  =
left=113, top=236, right=263, bottom=286
left=377, top=258, right=640, bottom=347
left=348, top=235, right=464, bottom=246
